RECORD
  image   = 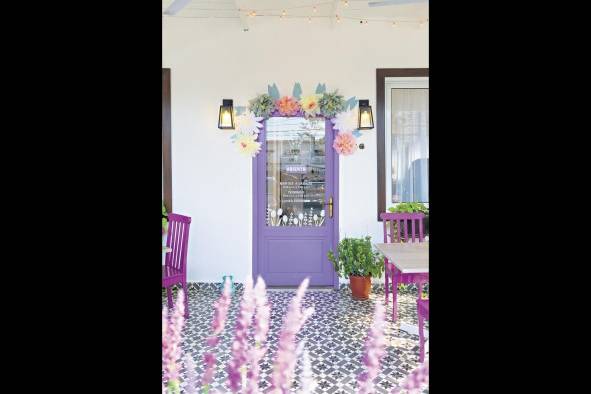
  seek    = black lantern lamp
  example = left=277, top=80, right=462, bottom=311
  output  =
left=218, top=99, right=235, bottom=129
left=358, top=99, right=374, bottom=130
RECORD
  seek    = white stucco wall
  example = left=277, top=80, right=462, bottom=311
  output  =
left=163, top=17, right=428, bottom=283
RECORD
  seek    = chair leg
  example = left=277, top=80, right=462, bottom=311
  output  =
left=384, top=263, right=389, bottom=304
left=182, top=281, right=189, bottom=318
left=418, top=302, right=425, bottom=363
left=166, top=286, right=173, bottom=309
left=392, top=268, right=399, bottom=322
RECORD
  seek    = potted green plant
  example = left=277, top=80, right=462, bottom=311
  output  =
left=162, top=201, right=168, bottom=235
left=327, top=236, right=384, bottom=299
left=388, top=202, right=429, bottom=237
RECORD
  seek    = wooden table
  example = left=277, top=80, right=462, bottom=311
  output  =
left=375, top=242, right=429, bottom=341
left=374, top=242, right=429, bottom=274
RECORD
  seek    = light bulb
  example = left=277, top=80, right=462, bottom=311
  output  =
left=313, top=6, right=317, bottom=13
left=308, top=17, right=312, bottom=23
left=281, top=10, right=286, bottom=17
left=344, top=0, right=349, bottom=7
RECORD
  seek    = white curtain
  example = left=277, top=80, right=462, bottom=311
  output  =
left=391, top=88, right=429, bottom=203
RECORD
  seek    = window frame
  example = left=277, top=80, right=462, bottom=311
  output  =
left=376, top=68, right=429, bottom=221
left=385, top=77, right=429, bottom=207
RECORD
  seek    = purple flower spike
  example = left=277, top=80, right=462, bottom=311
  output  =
left=162, top=289, right=185, bottom=393
left=270, top=278, right=315, bottom=393
left=201, top=278, right=232, bottom=391
left=227, top=276, right=256, bottom=392
left=392, top=361, right=429, bottom=393
left=183, top=354, right=199, bottom=394
left=246, top=276, right=271, bottom=394
left=357, top=302, right=387, bottom=394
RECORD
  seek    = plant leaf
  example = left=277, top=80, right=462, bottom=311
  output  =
left=345, top=96, right=357, bottom=110
left=315, top=83, right=326, bottom=94
left=293, top=82, right=302, bottom=100
left=267, top=83, right=280, bottom=100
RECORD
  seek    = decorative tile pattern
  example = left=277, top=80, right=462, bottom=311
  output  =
left=164, top=284, right=428, bottom=393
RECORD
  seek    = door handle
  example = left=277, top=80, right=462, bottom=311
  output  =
left=324, top=196, right=333, bottom=218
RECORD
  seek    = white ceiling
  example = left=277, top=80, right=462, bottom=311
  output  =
left=162, top=0, right=428, bottom=24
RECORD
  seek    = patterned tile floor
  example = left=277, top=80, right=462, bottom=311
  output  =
left=165, top=284, right=428, bottom=393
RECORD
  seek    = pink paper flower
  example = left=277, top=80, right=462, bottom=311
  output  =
left=357, top=302, right=387, bottom=394
left=246, top=276, right=271, bottom=394
left=227, top=276, right=256, bottom=392
left=276, top=96, right=301, bottom=116
left=270, top=278, right=315, bottom=393
left=162, top=289, right=185, bottom=393
left=333, top=131, right=358, bottom=155
left=201, top=279, right=232, bottom=390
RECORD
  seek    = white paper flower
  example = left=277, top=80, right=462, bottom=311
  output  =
left=277, top=208, right=283, bottom=216
left=331, top=108, right=358, bottom=133
left=235, top=111, right=264, bottom=136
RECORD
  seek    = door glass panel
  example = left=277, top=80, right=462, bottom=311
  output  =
left=266, top=117, right=326, bottom=227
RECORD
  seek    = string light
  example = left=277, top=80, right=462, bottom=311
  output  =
left=313, top=6, right=317, bottom=13
left=308, top=17, right=312, bottom=23
left=281, top=10, right=286, bottom=17
left=336, top=15, right=341, bottom=23
left=344, top=0, right=349, bottom=7
left=392, top=21, right=397, bottom=27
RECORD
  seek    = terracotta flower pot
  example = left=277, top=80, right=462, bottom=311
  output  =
left=349, top=275, right=371, bottom=300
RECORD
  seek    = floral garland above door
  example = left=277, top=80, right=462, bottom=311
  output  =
left=231, top=83, right=363, bottom=157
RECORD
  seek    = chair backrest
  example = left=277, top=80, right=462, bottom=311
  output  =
left=380, top=212, right=425, bottom=243
left=165, top=213, right=192, bottom=274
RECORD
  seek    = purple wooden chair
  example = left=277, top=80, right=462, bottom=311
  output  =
left=380, top=212, right=428, bottom=321
left=162, top=213, right=191, bottom=317
left=417, top=297, right=429, bottom=362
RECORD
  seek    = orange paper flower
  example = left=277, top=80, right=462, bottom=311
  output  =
left=276, top=96, right=301, bottom=116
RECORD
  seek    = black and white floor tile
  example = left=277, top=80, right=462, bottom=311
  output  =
left=165, top=284, right=428, bottom=393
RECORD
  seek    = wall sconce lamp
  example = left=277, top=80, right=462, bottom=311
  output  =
left=218, top=99, right=235, bottom=129
left=358, top=99, right=374, bottom=130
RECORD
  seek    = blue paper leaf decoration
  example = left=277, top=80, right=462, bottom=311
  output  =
left=315, top=83, right=326, bottom=94
left=292, top=82, right=302, bottom=100
left=352, top=130, right=362, bottom=138
left=230, top=133, right=239, bottom=142
left=345, top=96, right=358, bottom=110
left=235, top=106, right=246, bottom=116
left=267, top=83, right=280, bottom=100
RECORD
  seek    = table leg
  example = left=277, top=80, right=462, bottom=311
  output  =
left=391, top=267, right=399, bottom=321
left=384, top=260, right=389, bottom=304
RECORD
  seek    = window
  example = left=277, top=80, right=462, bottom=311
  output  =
left=376, top=69, right=429, bottom=220
left=385, top=78, right=429, bottom=204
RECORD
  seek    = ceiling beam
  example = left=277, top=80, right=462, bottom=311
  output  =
left=235, top=0, right=250, bottom=31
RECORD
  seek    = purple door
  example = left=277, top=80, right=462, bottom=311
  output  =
left=253, top=117, right=339, bottom=287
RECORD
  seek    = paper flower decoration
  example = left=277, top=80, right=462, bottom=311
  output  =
left=299, top=94, right=321, bottom=118
left=248, top=94, right=276, bottom=118
left=235, top=133, right=262, bottom=157
left=319, top=90, right=346, bottom=118
left=276, top=96, right=301, bottom=116
left=333, top=131, right=358, bottom=155
left=331, top=108, right=358, bottom=133
left=235, top=111, right=264, bottom=136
